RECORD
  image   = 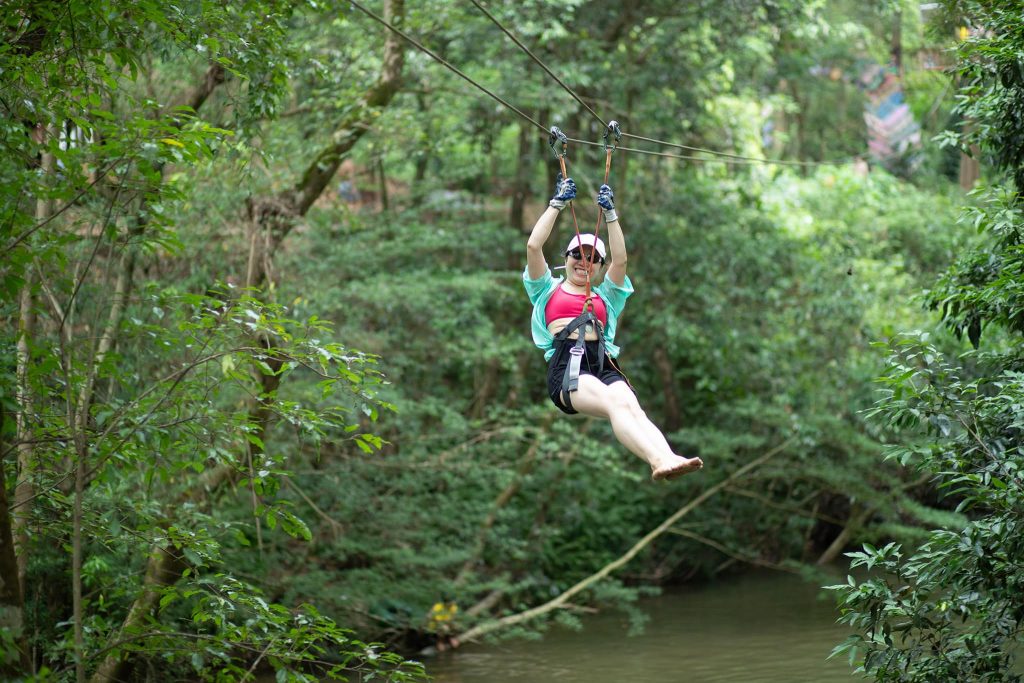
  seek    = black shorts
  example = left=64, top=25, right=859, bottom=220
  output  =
left=546, top=339, right=629, bottom=415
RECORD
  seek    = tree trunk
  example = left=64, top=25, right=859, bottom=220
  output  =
left=537, top=107, right=554, bottom=194
left=14, top=129, right=56, bottom=593
left=617, top=20, right=640, bottom=192
left=509, top=119, right=534, bottom=234
left=790, top=80, right=806, bottom=168
left=377, top=157, right=389, bottom=211
left=246, top=0, right=406, bottom=292
left=291, top=0, right=405, bottom=220
left=891, top=9, right=902, bottom=75
left=92, top=10, right=408, bottom=679
left=0, top=403, right=31, bottom=676
left=72, top=424, right=86, bottom=683
left=816, top=504, right=872, bottom=566
left=653, top=346, right=681, bottom=432
left=14, top=275, right=36, bottom=593
left=959, top=149, right=981, bottom=190
left=75, top=247, right=135, bottom=435
left=412, top=91, right=430, bottom=204
left=88, top=467, right=232, bottom=683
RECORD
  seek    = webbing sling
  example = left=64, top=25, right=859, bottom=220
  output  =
left=554, top=309, right=604, bottom=393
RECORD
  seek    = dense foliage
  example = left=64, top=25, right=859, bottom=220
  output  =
left=831, top=1, right=1024, bottom=680
left=0, top=0, right=994, bottom=680
left=1, top=0, right=423, bottom=680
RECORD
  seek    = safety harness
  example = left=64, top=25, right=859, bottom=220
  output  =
left=547, top=121, right=622, bottom=397
left=554, top=310, right=605, bottom=393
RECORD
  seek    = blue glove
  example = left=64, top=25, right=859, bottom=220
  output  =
left=597, top=184, right=618, bottom=222
left=549, top=174, right=576, bottom=210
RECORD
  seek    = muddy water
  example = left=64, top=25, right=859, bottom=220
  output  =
left=426, top=572, right=856, bottom=682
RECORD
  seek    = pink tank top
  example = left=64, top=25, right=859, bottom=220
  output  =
left=544, top=285, right=608, bottom=326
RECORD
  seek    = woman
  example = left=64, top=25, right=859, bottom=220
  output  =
left=523, top=175, right=703, bottom=481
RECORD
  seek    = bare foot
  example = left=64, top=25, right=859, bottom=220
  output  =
left=651, top=456, right=703, bottom=481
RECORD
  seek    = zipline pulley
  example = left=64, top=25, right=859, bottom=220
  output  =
left=549, top=126, right=569, bottom=160
left=603, top=120, right=622, bottom=152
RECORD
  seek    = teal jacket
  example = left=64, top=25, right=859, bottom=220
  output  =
left=522, top=266, right=634, bottom=361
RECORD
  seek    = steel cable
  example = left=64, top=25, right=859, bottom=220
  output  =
left=466, top=0, right=859, bottom=167
left=350, top=0, right=857, bottom=167
left=347, top=0, right=548, bottom=134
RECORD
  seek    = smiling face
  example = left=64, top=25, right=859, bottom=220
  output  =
left=565, top=247, right=602, bottom=286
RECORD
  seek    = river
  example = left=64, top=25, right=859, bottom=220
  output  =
left=425, top=572, right=856, bottom=682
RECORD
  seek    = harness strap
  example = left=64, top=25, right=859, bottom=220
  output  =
left=564, top=337, right=585, bottom=393
left=554, top=311, right=605, bottom=393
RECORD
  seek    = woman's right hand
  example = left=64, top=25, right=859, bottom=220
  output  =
left=549, top=174, right=577, bottom=209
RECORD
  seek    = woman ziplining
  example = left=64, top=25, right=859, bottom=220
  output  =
left=522, top=125, right=703, bottom=481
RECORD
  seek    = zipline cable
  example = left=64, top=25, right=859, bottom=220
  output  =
left=466, top=0, right=608, bottom=129
left=465, top=0, right=859, bottom=168
left=346, top=0, right=548, bottom=134
left=564, top=137, right=857, bottom=166
left=617, top=131, right=860, bottom=167
left=349, top=0, right=854, bottom=167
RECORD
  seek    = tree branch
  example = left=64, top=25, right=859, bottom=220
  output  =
left=291, top=0, right=405, bottom=216
left=175, top=63, right=226, bottom=114
left=455, top=437, right=795, bottom=643
left=667, top=528, right=801, bottom=574
left=244, top=0, right=407, bottom=291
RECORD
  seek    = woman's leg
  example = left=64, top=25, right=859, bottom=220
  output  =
left=604, top=381, right=678, bottom=456
left=568, top=375, right=702, bottom=479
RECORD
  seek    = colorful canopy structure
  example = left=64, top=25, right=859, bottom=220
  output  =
left=858, top=62, right=922, bottom=170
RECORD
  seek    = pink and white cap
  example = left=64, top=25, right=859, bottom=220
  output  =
left=564, top=233, right=606, bottom=261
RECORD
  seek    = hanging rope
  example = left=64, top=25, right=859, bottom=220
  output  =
left=548, top=121, right=624, bottom=308
left=589, top=120, right=621, bottom=277
left=548, top=125, right=592, bottom=302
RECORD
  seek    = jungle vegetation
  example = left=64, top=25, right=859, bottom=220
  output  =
left=1, top=0, right=1020, bottom=680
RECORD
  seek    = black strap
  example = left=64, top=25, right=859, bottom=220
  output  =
left=554, top=311, right=605, bottom=393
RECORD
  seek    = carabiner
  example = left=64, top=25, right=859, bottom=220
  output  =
left=549, top=126, right=569, bottom=160
left=603, top=120, right=622, bottom=152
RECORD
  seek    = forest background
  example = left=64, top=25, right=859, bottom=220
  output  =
left=3, top=0, right=1022, bottom=680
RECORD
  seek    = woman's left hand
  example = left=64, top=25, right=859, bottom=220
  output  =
left=597, top=184, right=618, bottom=223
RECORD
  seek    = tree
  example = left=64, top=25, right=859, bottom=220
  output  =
left=832, top=1, right=1024, bottom=679
left=1, top=0, right=423, bottom=679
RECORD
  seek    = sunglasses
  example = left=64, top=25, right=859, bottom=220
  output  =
left=567, top=249, right=605, bottom=264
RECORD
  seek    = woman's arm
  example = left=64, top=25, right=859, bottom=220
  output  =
left=599, top=185, right=627, bottom=286
left=605, top=216, right=627, bottom=287
left=527, top=176, right=576, bottom=280
left=526, top=206, right=560, bottom=280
